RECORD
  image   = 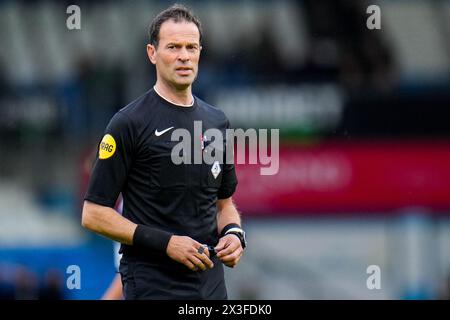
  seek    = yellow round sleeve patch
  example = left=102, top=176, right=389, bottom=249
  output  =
left=99, top=134, right=117, bottom=159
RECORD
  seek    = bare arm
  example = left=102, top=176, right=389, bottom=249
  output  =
left=216, top=197, right=241, bottom=235
left=81, top=200, right=137, bottom=244
left=215, top=197, right=244, bottom=268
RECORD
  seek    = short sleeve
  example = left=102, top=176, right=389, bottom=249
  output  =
left=217, top=119, right=238, bottom=199
left=84, top=112, right=135, bottom=207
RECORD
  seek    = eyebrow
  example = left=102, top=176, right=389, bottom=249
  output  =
left=166, top=42, right=199, bottom=47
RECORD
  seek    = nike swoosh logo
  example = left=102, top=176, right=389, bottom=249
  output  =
left=155, top=126, right=174, bottom=136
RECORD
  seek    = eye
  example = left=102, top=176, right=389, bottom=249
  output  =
left=187, top=45, right=199, bottom=52
left=167, top=44, right=181, bottom=50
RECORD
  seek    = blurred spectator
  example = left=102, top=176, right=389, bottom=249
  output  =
left=72, top=55, right=127, bottom=140
left=14, top=266, right=39, bottom=300
left=0, top=266, right=66, bottom=300
left=248, top=25, right=284, bottom=83
left=38, top=269, right=65, bottom=300
left=303, top=0, right=396, bottom=93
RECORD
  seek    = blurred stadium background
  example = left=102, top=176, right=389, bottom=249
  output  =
left=1, top=0, right=450, bottom=299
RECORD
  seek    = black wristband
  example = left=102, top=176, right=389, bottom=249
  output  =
left=133, top=224, right=173, bottom=252
left=220, top=223, right=242, bottom=238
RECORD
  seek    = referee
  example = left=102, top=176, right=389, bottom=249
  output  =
left=82, top=4, right=246, bottom=299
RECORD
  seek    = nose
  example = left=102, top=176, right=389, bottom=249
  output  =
left=178, top=47, right=190, bottom=62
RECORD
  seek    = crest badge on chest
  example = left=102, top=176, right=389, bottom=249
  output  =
left=211, top=160, right=221, bottom=179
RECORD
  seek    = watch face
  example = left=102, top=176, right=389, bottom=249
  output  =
left=241, top=231, right=247, bottom=248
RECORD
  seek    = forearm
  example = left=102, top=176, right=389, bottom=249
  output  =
left=217, top=197, right=241, bottom=235
left=215, top=198, right=245, bottom=267
left=82, top=200, right=137, bottom=245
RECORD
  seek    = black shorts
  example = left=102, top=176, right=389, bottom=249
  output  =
left=119, top=256, right=227, bottom=300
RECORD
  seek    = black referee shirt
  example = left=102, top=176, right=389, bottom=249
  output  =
left=85, top=88, right=238, bottom=262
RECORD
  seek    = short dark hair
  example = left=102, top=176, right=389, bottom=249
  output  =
left=149, top=4, right=203, bottom=48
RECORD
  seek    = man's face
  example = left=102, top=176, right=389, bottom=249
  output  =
left=147, top=20, right=201, bottom=90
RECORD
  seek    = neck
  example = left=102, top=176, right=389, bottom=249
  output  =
left=153, top=81, right=194, bottom=107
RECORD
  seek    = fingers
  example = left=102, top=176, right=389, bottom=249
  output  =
left=216, top=240, right=239, bottom=258
left=220, top=247, right=243, bottom=263
left=182, top=258, right=198, bottom=272
left=195, top=249, right=214, bottom=269
left=182, top=252, right=209, bottom=272
left=190, top=253, right=214, bottom=271
left=215, top=235, right=244, bottom=268
left=185, top=244, right=214, bottom=272
left=196, top=244, right=211, bottom=258
left=214, top=238, right=229, bottom=255
left=166, top=235, right=216, bottom=272
left=220, top=249, right=242, bottom=263
left=189, top=255, right=207, bottom=271
left=223, top=250, right=243, bottom=268
left=214, top=242, right=225, bottom=252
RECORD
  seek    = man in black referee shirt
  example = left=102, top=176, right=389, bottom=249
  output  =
left=81, top=4, right=246, bottom=299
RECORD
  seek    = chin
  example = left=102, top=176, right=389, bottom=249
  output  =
left=173, top=77, right=195, bottom=88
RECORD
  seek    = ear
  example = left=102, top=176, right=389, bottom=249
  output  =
left=146, top=44, right=157, bottom=65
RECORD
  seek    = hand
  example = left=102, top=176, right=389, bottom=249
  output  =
left=215, top=234, right=244, bottom=268
left=166, top=235, right=214, bottom=272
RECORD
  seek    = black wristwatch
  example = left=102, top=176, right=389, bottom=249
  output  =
left=225, top=229, right=247, bottom=249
